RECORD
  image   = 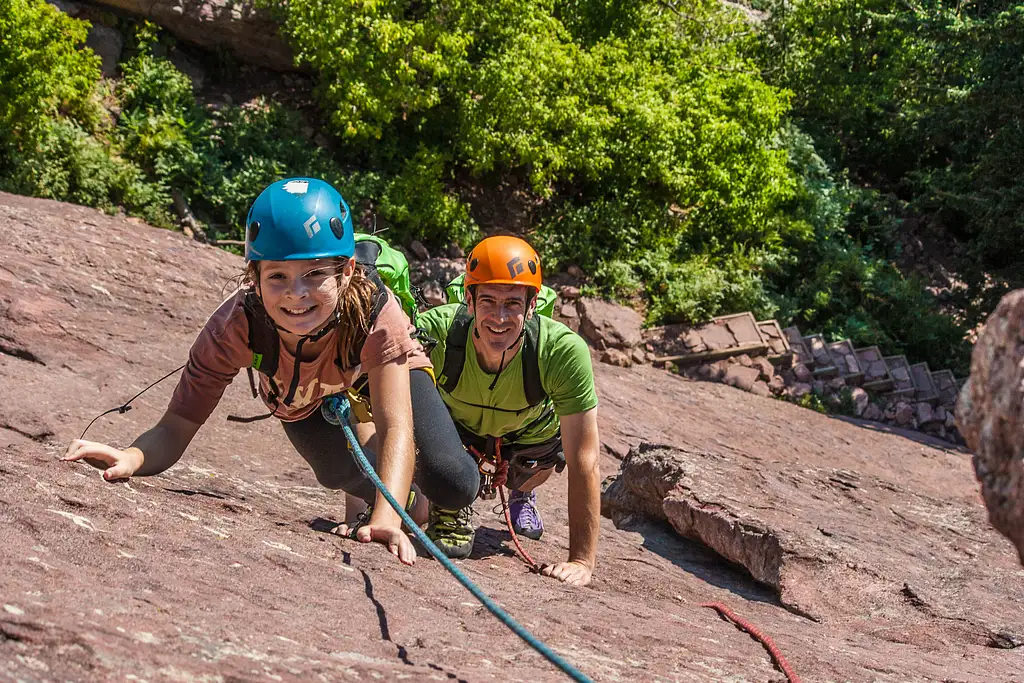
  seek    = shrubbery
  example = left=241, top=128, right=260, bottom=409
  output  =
left=0, top=0, right=975, bottom=373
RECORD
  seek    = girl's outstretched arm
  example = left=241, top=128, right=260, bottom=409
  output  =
left=351, top=355, right=417, bottom=565
left=62, top=410, right=202, bottom=481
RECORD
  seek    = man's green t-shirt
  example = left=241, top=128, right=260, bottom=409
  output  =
left=417, top=303, right=598, bottom=444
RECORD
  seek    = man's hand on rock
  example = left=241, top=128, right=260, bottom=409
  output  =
left=540, top=560, right=592, bottom=586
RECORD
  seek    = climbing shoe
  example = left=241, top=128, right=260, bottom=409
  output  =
left=426, top=505, right=476, bottom=559
left=508, top=489, right=543, bottom=540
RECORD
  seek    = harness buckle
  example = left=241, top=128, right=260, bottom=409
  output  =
left=478, top=459, right=499, bottom=500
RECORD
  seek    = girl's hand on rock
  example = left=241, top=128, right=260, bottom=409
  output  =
left=62, top=440, right=143, bottom=481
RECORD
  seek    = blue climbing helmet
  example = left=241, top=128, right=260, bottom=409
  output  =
left=244, top=178, right=355, bottom=261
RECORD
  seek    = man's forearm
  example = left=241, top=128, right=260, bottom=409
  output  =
left=567, top=457, right=601, bottom=569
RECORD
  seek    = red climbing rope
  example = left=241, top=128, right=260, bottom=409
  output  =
left=470, top=440, right=542, bottom=572
left=493, top=440, right=541, bottom=572
left=498, top=483, right=541, bottom=571
left=701, top=602, right=802, bottom=683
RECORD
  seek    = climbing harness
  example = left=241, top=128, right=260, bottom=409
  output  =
left=701, top=602, right=802, bottom=683
left=467, top=439, right=541, bottom=572
left=321, top=394, right=591, bottom=683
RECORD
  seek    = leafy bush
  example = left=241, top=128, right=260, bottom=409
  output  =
left=0, top=0, right=102, bottom=147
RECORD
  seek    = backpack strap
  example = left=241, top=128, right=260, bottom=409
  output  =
left=438, top=305, right=547, bottom=408
left=241, top=290, right=281, bottom=406
left=438, top=304, right=473, bottom=395
left=354, top=238, right=382, bottom=266
left=521, top=314, right=545, bottom=407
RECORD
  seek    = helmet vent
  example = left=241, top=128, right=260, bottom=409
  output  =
left=248, top=221, right=261, bottom=242
left=329, top=216, right=346, bottom=239
left=469, top=258, right=479, bottom=271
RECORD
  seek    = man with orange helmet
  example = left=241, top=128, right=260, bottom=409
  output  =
left=417, top=236, right=600, bottom=586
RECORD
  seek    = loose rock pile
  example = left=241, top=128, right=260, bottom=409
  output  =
left=646, top=316, right=966, bottom=444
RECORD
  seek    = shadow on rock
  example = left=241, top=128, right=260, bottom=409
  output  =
left=626, top=519, right=785, bottom=608
left=343, top=551, right=469, bottom=683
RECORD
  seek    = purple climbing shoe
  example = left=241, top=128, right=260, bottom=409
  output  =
left=508, top=489, right=543, bottom=540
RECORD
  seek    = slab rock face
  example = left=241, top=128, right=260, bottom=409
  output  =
left=957, top=289, right=1024, bottom=565
left=602, top=442, right=1024, bottom=639
left=88, top=0, right=295, bottom=71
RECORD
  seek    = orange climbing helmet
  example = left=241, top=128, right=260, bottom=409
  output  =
left=464, top=236, right=543, bottom=292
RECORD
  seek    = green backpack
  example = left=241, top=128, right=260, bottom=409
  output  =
left=355, top=233, right=422, bottom=323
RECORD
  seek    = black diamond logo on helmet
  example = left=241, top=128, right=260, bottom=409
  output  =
left=506, top=256, right=524, bottom=278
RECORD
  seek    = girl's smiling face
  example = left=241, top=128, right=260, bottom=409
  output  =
left=258, top=258, right=354, bottom=336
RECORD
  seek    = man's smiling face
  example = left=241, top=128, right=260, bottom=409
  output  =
left=467, top=283, right=533, bottom=356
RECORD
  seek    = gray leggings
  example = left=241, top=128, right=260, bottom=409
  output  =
left=281, top=370, right=480, bottom=510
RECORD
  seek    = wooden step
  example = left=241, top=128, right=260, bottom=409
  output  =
left=826, top=339, right=864, bottom=385
left=802, top=334, right=839, bottom=377
left=782, top=326, right=814, bottom=368
left=856, top=346, right=894, bottom=392
left=910, top=362, right=940, bottom=405
left=756, top=319, right=793, bottom=366
left=883, top=355, right=917, bottom=399
left=930, top=369, right=959, bottom=407
left=650, top=312, right=768, bottom=364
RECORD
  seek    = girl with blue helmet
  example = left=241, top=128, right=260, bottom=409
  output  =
left=63, top=178, right=480, bottom=565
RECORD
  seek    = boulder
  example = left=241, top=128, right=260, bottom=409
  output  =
left=559, top=302, right=579, bottom=319
left=749, top=380, right=771, bottom=397
left=792, top=363, right=813, bottom=384
left=788, top=382, right=812, bottom=399
left=723, top=365, right=760, bottom=392
left=409, top=240, right=430, bottom=261
left=578, top=298, right=643, bottom=350
left=862, top=402, right=884, bottom=422
left=559, top=285, right=581, bottom=300
left=850, top=387, right=870, bottom=417
left=752, top=356, right=775, bottom=381
left=601, top=348, right=632, bottom=367
left=957, top=289, right=1024, bottom=564
left=894, top=402, right=914, bottom=426
left=85, top=23, right=124, bottom=76
left=768, top=374, right=786, bottom=395
left=601, top=443, right=1024, bottom=628
left=695, top=361, right=728, bottom=382
left=915, top=402, right=937, bottom=427
left=89, top=0, right=295, bottom=72
left=409, top=257, right=463, bottom=289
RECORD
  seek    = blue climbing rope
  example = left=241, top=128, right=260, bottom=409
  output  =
left=321, top=394, right=592, bottom=683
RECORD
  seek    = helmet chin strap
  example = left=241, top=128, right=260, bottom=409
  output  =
left=272, top=307, right=341, bottom=406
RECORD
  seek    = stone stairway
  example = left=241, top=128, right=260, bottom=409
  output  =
left=642, top=315, right=965, bottom=443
